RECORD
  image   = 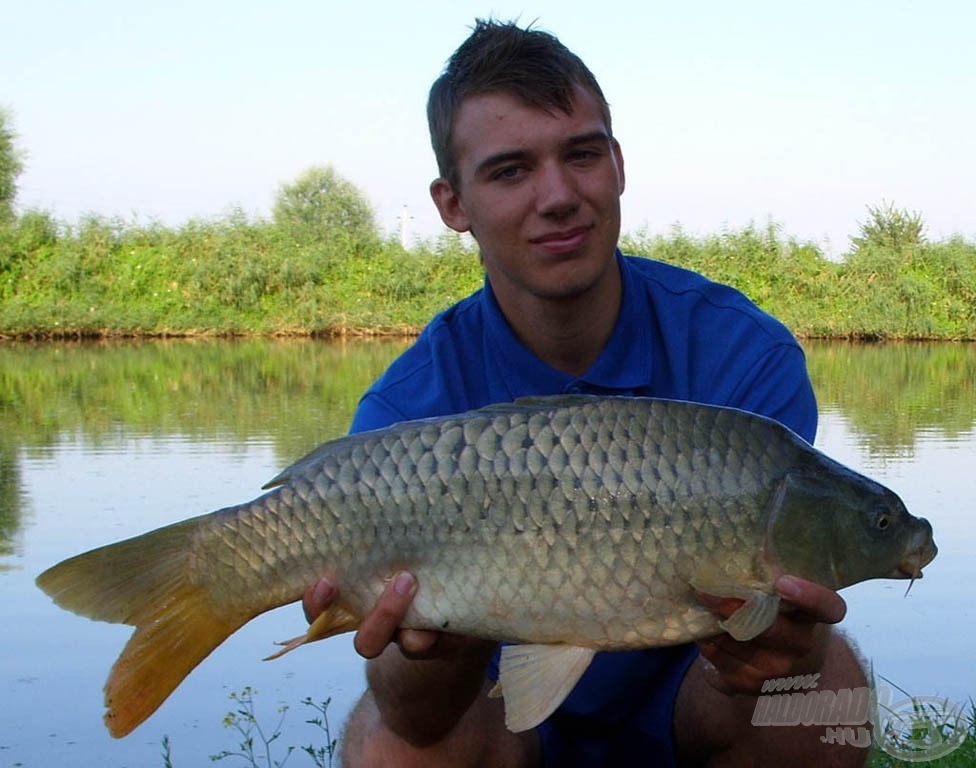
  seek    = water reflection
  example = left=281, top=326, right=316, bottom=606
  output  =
left=1, top=338, right=975, bottom=557
left=0, top=441, right=21, bottom=562
left=805, top=340, right=976, bottom=458
left=0, top=339, right=973, bottom=765
left=0, top=338, right=409, bottom=450
left=0, top=338, right=409, bottom=556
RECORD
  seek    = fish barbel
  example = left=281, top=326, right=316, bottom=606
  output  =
left=36, top=395, right=937, bottom=736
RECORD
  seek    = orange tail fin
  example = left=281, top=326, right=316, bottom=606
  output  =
left=36, top=519, right=251, bottom=737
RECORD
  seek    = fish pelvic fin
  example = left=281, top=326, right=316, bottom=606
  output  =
left=496, top=644, right=596, bottom=732
left=36, top=519, right=252, bottom=738
left=265, top=600, right=361, bottom=661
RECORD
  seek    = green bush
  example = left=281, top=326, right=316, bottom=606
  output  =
left=1, top=193, right=972, bottom=340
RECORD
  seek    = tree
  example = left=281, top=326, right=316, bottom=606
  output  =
left=0, top=107, right=25, bottom=224
left=850, top=201, right=926, bottom=253
left=272, top=165, right=378, bottom=248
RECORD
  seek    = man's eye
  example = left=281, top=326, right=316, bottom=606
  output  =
left=493, top=166, right=524, bottom=181
left=569, top=149, right=599, bottom=163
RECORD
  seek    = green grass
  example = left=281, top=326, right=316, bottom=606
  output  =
left=161, top=687, right=338, bottom=768
left=621, top=221, right=976, bottom=341
left=0, top=212, right=484, bottom=337
left=2, top=204, right=975, bottom=340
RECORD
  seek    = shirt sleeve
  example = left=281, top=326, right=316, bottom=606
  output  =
left=349, top=391, right=411, bottom=434
left=727, top=343, right=818, bottom=444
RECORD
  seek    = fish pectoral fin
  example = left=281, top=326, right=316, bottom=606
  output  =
left=719, top=592, right=780, bottom=642
left=689, top=573, right=780, bottom=642
left=265, top=600, right=361, bottom=661
left=497, top=644, right=596, bottom=733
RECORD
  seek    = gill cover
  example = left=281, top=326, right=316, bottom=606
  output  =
left=766, top=468, right=911, bottom=591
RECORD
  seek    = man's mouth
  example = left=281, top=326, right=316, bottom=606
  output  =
left=531, top=226, right=591, bottom=253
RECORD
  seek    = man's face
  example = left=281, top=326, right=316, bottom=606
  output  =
left=430, top=86, right=625, bottom=305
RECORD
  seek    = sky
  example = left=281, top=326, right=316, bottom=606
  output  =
left=4, top=0, right=974, bottom=256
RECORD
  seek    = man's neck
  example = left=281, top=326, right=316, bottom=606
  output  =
left=494, top=268, right=622, bottom=379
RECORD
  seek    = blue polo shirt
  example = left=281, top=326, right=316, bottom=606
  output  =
left=350, top=252, right=817, bottom=766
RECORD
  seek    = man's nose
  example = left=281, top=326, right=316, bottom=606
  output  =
left=535, top=163, right=579, bottom=217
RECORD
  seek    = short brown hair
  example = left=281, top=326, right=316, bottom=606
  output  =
left=427, top=19, right=612, bottom=188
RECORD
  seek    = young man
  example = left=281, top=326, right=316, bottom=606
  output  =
left=304, top=20, right=867, bottom=767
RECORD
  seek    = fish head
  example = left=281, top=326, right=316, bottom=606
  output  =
left=767, top=464, right=937, bottom=591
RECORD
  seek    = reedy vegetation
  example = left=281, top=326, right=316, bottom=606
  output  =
left=0, top=108, right=25, bottom=226
left=0, top=161, right=973, bottom=340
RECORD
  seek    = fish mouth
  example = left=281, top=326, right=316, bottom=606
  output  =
left=891, top=561, right=923, bottom=580
left=890, top=531, right=938, bottom=595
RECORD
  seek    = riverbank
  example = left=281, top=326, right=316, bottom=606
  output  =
left=2, top=205, right=974, bottom=340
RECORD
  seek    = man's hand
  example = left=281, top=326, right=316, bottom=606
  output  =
left=677, top=578, right=866, bottom=767
left=302, top=572, right=490, bottom=662
left=302, top=574, right=538, bottom=765
left=695, top=574, right=847, bottom=694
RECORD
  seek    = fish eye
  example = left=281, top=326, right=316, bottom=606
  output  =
left=873, top=503, right=893, bottom=532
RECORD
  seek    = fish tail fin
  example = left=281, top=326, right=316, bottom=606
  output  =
left=36, top=519, right=251, bottom=738
left=104, top=579, right=244, bottom=737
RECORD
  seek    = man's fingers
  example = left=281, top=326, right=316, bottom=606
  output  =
left=303, top=571, right=444, bottom=660
left=693, top=577, right=847, bottom=695
left=396, top=628, right=445, bottom=658
left=303, top=577, right=338, bottom=624
left=774, top=575, right=847, bottom=625
left=354, top=571, right=418, bottom=659
left=698, top=633, right=796, bottom=693
left=696, top=576, right=847, bottom=628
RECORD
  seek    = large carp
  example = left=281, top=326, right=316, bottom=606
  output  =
left=37, top=395, right=936, bottom=737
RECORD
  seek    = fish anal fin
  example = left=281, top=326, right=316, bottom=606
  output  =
left=265, top=600, right=361, bottom=661
left=497, top=644, right=596, bottom=732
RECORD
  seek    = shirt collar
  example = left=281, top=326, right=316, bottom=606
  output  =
left=481, top=252, right=653, bottom=400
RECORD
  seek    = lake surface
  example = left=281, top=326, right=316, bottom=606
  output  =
left=1, top=339, right=974, bottom=766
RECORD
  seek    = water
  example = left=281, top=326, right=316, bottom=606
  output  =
left=1, top=339, right=973, bottom=766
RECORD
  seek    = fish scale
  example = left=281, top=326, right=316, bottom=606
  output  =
left=36, top=395, right=936, bottom=737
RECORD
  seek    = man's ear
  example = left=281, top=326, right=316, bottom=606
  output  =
left=612, top=138, right=626, bottom=196
left=430, top=177, right=472, bottom=233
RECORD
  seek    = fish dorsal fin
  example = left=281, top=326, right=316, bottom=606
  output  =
left=689, top=572, right=781, bottom=642
left=510, top=395, right=601, bottom=409
left=261, top=429, right=389, bottom=488
left=474, top=395, right=599, bottom=417
left=493, top=644, right=596, bottom=732
left=263, top=397, right=586, bottom=489
left=264, top=396, right=606, bottom=488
